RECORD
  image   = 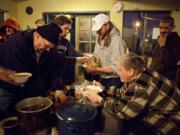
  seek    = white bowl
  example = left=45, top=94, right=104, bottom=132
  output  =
left=10, top=72, right=32, bottom=84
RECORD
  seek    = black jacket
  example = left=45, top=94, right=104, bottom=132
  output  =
left=150, top=32, right=180, bottom=81
left=57, top=37, right=82, bottom=85
left=0, top=30, right=76, bottom=98
left=57, top=37, right=82, bottom=57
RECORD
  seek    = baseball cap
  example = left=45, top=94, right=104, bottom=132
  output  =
left=92, top=14, right=110, bottom=31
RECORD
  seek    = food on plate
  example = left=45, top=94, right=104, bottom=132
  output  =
left=82, top=59, right=100, bottom=69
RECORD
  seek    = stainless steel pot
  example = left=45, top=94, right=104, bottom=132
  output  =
left=15, top=97, right=52, bottom=135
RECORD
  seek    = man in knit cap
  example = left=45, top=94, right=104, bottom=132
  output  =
left=0, top=21, right=90, bottom=119
left=0, top=22, right=64, bottom=119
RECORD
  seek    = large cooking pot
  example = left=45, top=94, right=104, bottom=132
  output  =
left=56, top=101, right=97, bottom=135
left=15, top=97, right=52, bottom=135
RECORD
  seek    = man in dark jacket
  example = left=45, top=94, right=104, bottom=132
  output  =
left=150, top=16, right=180, bottom=84
left=0, top=21, right=90, bottom=119
left=0, top=22, right=64, bottom=119
left=55, top=15, right=83, bottom=85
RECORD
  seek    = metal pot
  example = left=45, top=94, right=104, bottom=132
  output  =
left=56, top=101, right=97, bottom=135
left=15, top=97, right=52, bottom=135
left=0, top=116, right=19, bottom=135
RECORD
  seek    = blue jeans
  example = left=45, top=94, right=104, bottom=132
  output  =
left=0, top=88, right=17, bottom=120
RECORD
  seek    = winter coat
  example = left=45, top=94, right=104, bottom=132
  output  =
left=0, top=30, right=64, bottom=97
left=150, top=32, right=180, bottom=82
left=57, top=37, right=82, bottom=85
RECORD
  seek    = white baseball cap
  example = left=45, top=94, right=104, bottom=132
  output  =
left=92, top=14, right=110, bottom=31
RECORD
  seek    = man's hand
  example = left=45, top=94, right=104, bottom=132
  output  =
left=83, top=92, right=103, bottom=107
left=0, top=71, right=21, bottom=85
left=92, top=80, right=104, bottom=90
left=54, top=90, right=74, bottom=104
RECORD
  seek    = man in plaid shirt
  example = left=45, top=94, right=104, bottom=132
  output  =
left=85, top=53, right=179, bottom=135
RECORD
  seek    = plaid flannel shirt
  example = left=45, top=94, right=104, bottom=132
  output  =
left=104, top=68, right=180, bottom=135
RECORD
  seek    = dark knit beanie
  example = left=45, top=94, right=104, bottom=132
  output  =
left=36, top=22, right=62, bottom=45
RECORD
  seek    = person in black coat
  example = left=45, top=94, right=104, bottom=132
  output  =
left=55, top=15, right=83, bottom=85
left=0, top=22, right=77, bottom=119
left=0, top=21, right=90, bottom=119
left=150, top=16, right=180, bottom=84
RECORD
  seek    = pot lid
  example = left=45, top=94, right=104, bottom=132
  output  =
left=56, top=101, right=97, bottom=122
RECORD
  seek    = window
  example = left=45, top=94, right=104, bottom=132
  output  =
left=75, top=15, right=96, bottom=78
left=123, top=11, right=170, bottom=56
left=77, top=16, right=96, bottom=54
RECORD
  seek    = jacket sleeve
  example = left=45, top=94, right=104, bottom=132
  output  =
left=67, top=43, right=83, bottom=57
left=157, top=47, right=176, bottom=74
left=104, top=84, right=149, bottom=120
left=49, top=48, right=76, bottom=66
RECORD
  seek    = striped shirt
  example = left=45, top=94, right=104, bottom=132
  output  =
left=104, top=68, right=180, bottom=135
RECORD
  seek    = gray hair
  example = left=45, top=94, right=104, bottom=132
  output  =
left=118, top=53, right=145, bottom=74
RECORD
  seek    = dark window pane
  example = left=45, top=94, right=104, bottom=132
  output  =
left=123, top=11, right=170, bottom=55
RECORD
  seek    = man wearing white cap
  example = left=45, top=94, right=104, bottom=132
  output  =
left=88, top=14, right=127, bottom=89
